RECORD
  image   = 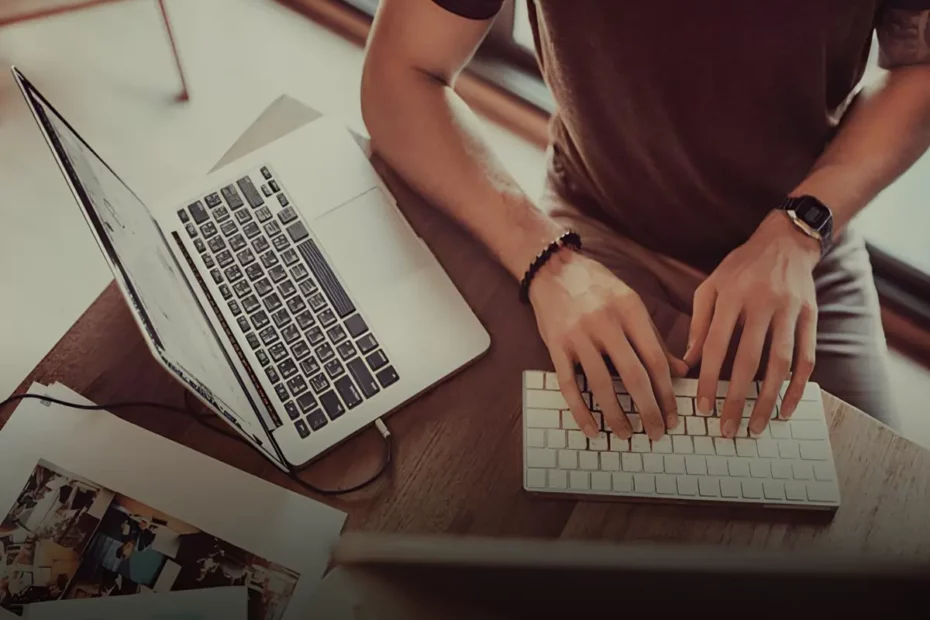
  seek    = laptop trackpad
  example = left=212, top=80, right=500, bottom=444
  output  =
left=311, top=188, right=429, bottom=295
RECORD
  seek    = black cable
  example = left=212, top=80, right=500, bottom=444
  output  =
left=0, top=392, right=392, bottom=496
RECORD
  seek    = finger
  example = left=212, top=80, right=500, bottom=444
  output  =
left=720, top=310, right=771, bottom=438
left=751, top=311, right=796, bottom=432
left=780, top=302, right=817, bottom=419
left=696, top=301, right=740, bottom=416
left=622, top=304, right=679, bottom=431
left=601, top=331, right=664, bottom=441
left=574, top=338, right=630, bottom=439
left=647, top=318, right=689, bottom=379
left=551, top=348, right=598, bottom=438
left=683, top=281, right=717, bottom=368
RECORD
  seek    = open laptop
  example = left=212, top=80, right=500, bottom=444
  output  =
left=13, top=67, right=490, bottom=471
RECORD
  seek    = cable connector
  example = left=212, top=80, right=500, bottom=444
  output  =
left=374, top=417, right=391, bottom=439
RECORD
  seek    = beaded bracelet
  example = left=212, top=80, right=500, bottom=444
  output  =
left=519, top=230, right=582, bottom=303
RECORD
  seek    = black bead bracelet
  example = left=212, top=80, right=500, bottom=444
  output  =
left=519, top=230, right=582, bottom=303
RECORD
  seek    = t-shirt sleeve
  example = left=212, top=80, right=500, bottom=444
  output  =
left=431, top=0, right=505, bottom=20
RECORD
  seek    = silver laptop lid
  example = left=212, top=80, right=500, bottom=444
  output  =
left=13, top=67, right=287, bottom=468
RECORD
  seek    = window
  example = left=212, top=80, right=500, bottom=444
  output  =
left=512, top=0, right=534, bottom=51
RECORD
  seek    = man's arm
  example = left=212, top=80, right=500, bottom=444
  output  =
left=686, top=6, right=930, bottom=436
left=363, top=0, right=687, bottom=440
left=790, top=7, right=930, bottom=230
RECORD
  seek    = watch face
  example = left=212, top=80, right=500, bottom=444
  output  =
left=796, top=199, right=829, bottom=229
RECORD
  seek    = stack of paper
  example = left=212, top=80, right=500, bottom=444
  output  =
left=0, top=383, right=347, bottom=620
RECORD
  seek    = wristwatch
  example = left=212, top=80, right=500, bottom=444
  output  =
left=776, top=195, right=834, bottom=258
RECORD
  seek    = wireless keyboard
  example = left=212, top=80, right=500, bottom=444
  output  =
left=521, top=370, right=841, bottom=510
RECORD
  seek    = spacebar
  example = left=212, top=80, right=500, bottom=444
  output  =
left=296, top=239, right=356, bottom=318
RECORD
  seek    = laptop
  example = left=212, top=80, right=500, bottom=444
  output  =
left=310, top=533, right=930, bottom=617
left=13, top=67, right=490, bottom=471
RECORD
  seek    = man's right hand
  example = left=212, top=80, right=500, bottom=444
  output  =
left=528, top=249, right=688, bottom=441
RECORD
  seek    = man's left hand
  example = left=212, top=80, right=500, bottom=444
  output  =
left=683, top=210, right=821, bottom=438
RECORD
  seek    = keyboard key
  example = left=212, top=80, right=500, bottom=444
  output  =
left=228, top=299, right=242, bottom=316
left=261, top=327, right=281, bottom=347
left=269, top=343, right=288, bottom=363
left=735, top=439, right=757, bottom=457
left=210, top=269, right=223, bottom=284
left=633, top=473, right=655, bottom=494
left=242, top=295, right=260, bottom=313
left=631, top=435, right=650, bottom=453
left=246, top=333, right=260, bottom=350
left=627, top=414, right=643, bottom=434
left=720, top=478, right=742, bottom=498
left=201, top=221, right=218, bottom=239
left=299, top=279, right=318, bottom=297
left=320, top=390, right=345, bottom=420
left=282, top=324, right=301, bottom=344
left=643, top=453, right=664, bottom=473
left=310, top=373, right=330, bottom=394
left=266, top=178, right=279, bottom=192
left=307, top=409, right=328, bottom=431
left=706, top=455, right=728, bottom=476
left=255, top=205, right=273, bottom=222
left=579, top=451, right=598, bottom=470
left=236, top=316, right=251, bottom=334
left=278, top=206, right=298, bottom=225
left=813, top=462, right=836, bottom=481
left=260, top=251, right=279, bottom=269
left=243, top=221, right=261, bottom=239
left=652, top=436, right=672, bottom=454
left=235, top=208, right=253, bottom=224
left=676, top=397, right=694, bottom=416
left=218, top=284, right=232, bottom=300
left=318, top=309, right=337, bottom=328
left=255, top=349, right=270, bottom=367
left=281, top=249, right=299, bottom=266
left=769, top=420, right=791, bottom=439
left=229, top=234, right=247, bottom=252
left=278, top=359, right=298, bottom=380
left=245, top=263, right=264, bottom=282
left=221, top=184, right=245, bottom=209
left=336, top=341, right=357, bottom=361
left=698, top=477, right=720, bottom=497
left=261, top=183, right=273, bottom=197
left=237, top=176, right=264, bottom=208
left=264, top=221, right=282, bottom=238
left=284, top=401, right=300, bottom=420
left=685, top=455, right=707, bottom=475
left=656, top=475, right=678, bottom=495
left=208, top=236, right=226, bottom=253
left=252, top=236, right=270, bottom=255
left=621, top=453, right=642, bottom=472
left=677, top=476, right=698, bottom=496
left=215, top=250, right=234, bottom=269
left=178, top=208, right=190, bottom=223
left=692, top=436, right=713, bottom=455
left=343, top=314, right=369, bottom=338
left=366, top=349, right=388, bottom=371
left=287, top=375, right=309, bottom=397
left=376, top=365, right=399, bottom=388
left=790, top=421, right=827, bottom=440
left=214, top=206, right=231, bottom=224
left=763, top=480, right=785, bottom=500
left=757, top=439, right=779, bottom=458
left=325, top=324, right=346, bottom=345
left=269, top=265, right=287, bottom=284
left=785, top=481, right=807, bottom=501
left=567, top=430, right=586, bottom=449
left=807, top=482, right=840, bottom=503
left=792, top=461, right=814, bottom=480
left=308, top=292, right=327, bottom=312
left=545, top=429, right=566, bottom=449
left=286, top=295, right=306, bottom=314
left=265, top=365, right=280, bottom=384
left=272, top=309, right=291, bottom=328
left=714, top=437, right=736, bottom=456
left=193, top=238, right=207, bottom=253
left=278, top=193, right=290, bottom=207
left=771, top=462, right=792, bottom=479
left=274, top=384, right=289, bottom=402
left=273, top=234, right=290, bottom=252
left=237, top=248, right=255, bottom=266
left=527, top=410, right=559, bottom=430
left=672, top=436, right=693, bottom=454
left=706, top=418, right=721, bottom=437
left=262, top=293, right=282, bottom=312
left=224, top=265, right=243, bottom=283
left=292, top=340, right=311, bottom=361
left=202, top=255, right=215, bottom=271
left=325, top=358, right=345, bottom=379
left=664, top=454, right=685, bottom=474
left=335, top=375, right=363, bottom=409
left=205, top=192, right=222, bottom=208
left=294, top=419, right=310, bottom=439
left=355, top=333, right=378, bottom=355
left=250, top=311, right=270, bottom=330
left=750, top=459, right=770, bottom=478
left=315, top=342, right=335, bottom=363
left=741, top=480, right=763, bottom=499
left=188, top=200, right=209, bottom=224
left=569, top=471, right=589, bottom=490
left=300, top=356, right=320, bottom=377
left=295, top=310, right=316, bottom=330
left=728, top=458, right=750, bottom=478
left=261, top=166, right=272, bottom=180
left=307, top=326, right=326, bottom=346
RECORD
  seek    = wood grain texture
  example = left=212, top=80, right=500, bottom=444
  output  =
left=3, top=113, right=929, bottom=563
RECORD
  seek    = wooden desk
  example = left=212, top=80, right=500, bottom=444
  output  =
left=3, top=98, right=930, bottom=561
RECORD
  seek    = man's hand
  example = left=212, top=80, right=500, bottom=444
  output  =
left=529, top=250, right=688, bottom=441
left=684, top=210, right=821, bottom=438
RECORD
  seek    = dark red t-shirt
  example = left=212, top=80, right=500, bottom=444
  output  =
left=432, top=0, right=928, bottom=269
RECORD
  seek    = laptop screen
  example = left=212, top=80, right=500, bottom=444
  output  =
left=17, top=71, right=286, bottom=468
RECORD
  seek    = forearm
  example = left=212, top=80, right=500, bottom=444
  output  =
left=361, top=66, right=563, bottom=280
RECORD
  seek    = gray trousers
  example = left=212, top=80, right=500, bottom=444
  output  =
left=545, top=185, right=899, bottom=429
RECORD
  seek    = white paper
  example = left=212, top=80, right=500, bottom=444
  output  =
left=0, top=383, right=346, bottom=620
left=24, top=586, right=247, bottom=620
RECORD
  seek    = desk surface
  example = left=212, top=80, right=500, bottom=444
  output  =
left=3, top=98, right=929, bottom=560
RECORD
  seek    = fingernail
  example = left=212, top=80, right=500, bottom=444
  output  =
left=722, top=419, right=738, bottom=438
left=667, top=414, right=680, bottom=430
left=697, top=397, right=711, bottom=415
left=778, top=407, right=793, bottom=420
left=749, top=421, right=765, bottom=435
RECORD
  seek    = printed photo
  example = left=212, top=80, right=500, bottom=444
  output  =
left=0, top=461, right=300, bottom=620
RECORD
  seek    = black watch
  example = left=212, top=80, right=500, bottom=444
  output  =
left=776, top=195, right=834, bottom=258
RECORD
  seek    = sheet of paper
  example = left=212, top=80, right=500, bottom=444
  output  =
left=24, top=586, right=247, bottom=620
left=0, top=383, right=346, bottom=620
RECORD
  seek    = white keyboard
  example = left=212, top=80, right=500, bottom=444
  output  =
left=521, top=370, right=841, bottom=510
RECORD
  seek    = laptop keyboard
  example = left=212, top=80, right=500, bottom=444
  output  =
left=179, top=166, right=399, bottom=440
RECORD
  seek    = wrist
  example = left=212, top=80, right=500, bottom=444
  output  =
left=526, top=247, right=579, bottom=305
left=761, top=210, right=822, bottom=268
